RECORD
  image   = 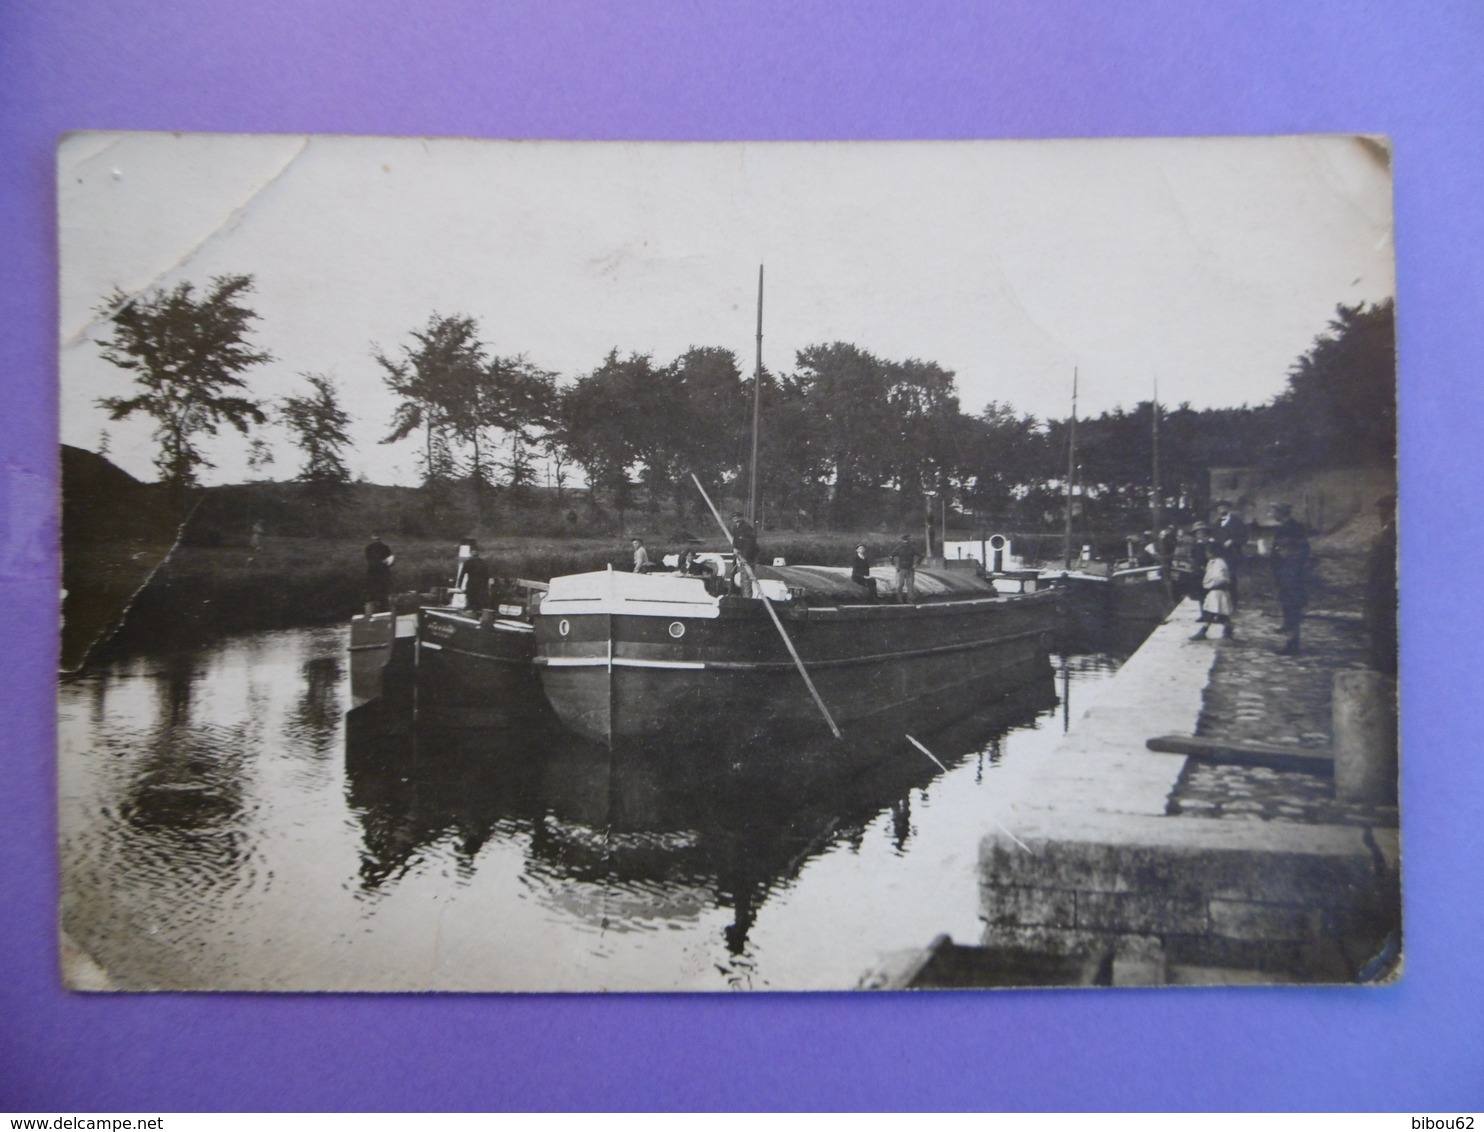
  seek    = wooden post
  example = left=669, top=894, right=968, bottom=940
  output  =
left=1334, top=670, right=1398, bottom=804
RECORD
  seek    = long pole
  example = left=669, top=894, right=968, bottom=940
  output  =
left=1062, top=367, right=1078, bottom=569
left=748, top=265, right=763, bottom=526
left=691, top=473, right=842, bottom=740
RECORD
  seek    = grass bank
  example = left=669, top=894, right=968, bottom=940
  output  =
left=93, top=530, right=917, bottom=654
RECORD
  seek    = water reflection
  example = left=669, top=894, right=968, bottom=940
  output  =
left=341, top=673, right=1059, bottom=955
left=59, top=623, right=1129, bottom=990
left=289, top=655, right=345, bottom=757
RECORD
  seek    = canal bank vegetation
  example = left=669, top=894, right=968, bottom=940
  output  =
left=68, top=274, right=1395, bottom=658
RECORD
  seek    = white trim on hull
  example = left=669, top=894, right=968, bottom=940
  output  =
left=534, top=570, right=1059, bottom=745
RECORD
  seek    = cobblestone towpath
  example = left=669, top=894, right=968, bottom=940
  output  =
left=1172, top=551, right=1399, bottom=830
left=957, top=542, right=1400, bottom=987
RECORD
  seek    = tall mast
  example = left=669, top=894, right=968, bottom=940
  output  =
left=1062, top=367, right=1078, bottom=569
left=1151, top=378, right=1162, bottom=548
left=747, top=264, right=764, bottom=526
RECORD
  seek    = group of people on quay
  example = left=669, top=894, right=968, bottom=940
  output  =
left=1178, top=498, right=1310, bottom=655
left=1181, top=491, right=1395, bottom=673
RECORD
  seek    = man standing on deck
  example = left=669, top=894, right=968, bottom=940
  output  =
left=455, top=540, right=492, bottom=613
left=1269, top=503, right=1310, bottom=655
left=730, top=512, right=758, bottom=598
left=851, top=544, right=877, bottom=599
left=892, top=534, right=918, bottom=604
left=630, top=538, right=652, bottom=574
left=364, top=533, right=394, bottom=614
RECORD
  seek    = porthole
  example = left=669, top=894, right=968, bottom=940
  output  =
left=558, top=619, right=570, bottom=637
left=668, top=621, right=686, bottom=639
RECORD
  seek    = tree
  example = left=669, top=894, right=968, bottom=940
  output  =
left=1271, top=299, right=1396, bottom=469
left=792, top=342, right=896, bottom=523
left=884, top=357, right=962, bottom=503
left=544, top=436, right=572, bottom=505
left=751, top=367, right=830, bottom=526
left=559, top=350, right=660, bottom=525
left=280, top=373, right=353, bottom=484
left=960, top=402, right=1046, bottom=521
left=95, top=274, right=272, bottom=493
left=446, top=353, right=558, bottom=497
left=664, top=347, right=746, bottom=518
left=375, top=313, right=485, bottom=487
left=245, top=437, right=276, bottom=480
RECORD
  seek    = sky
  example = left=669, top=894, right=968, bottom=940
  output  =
left=58, top=133, right=1395, bottom=487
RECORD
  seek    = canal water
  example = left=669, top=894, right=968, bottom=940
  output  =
left=58, top=626, right=1129, bottom=992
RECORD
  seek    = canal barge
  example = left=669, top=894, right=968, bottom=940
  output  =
left=414, top=578, right=551, bottom=726
left=533, top=563, right=1059, bottom=746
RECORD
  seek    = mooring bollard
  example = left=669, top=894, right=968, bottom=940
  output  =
left=1333, top=670, right=1398, bottom=805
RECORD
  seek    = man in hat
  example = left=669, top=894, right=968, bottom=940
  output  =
left=1212, top=501, right=1248, bottom=609
left=455, top=539, right=492, bottom=613
left=1269, top=502, right=1310, bottom=655
left=892, top=535, right=918, bottom=604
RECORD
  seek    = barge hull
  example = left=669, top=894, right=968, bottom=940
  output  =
left=536, top=582, right=1059, bottom=745
left=416, top=608, right=547, bottom=726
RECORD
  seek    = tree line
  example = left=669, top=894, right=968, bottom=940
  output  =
left=92, top=274, right=1396, bottom=530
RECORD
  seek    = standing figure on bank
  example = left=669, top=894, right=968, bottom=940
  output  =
left=455, top=540, right=492, bottom=613
left=1178, top=522, right=1211, bottom=601
left=892, top=534, right=918, bottom=604
left=851, top=544, right=877, bottom=599
left=1191, top=536, right=1233, bottom=640
left=364, top=532, right=394, bottom=614
left=1269, top=502, right=1311, bottom=656
left=729, top=511, right=758, bottom=598
left=1364, top=494, right=1398, bottom=677
left=1213, top=501, right=1248, bottom=609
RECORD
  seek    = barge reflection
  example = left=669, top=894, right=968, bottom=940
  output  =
left=344, top=670, right=1058, bottom=952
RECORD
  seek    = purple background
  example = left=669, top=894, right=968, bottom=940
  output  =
left=3, top=0, right=1480, bottom=1111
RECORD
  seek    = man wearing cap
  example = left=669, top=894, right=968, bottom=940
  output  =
left=892, top=535, right=918, bottom=604
left=729, top=512, right=758, bottom=598
left=1269, top=503, right=1310, bottom=655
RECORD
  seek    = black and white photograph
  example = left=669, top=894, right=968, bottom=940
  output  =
left=58, top=132, right=1399, bottom=992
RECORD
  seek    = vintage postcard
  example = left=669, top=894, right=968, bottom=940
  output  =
left=58, top=134, right=1398, bottom=991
